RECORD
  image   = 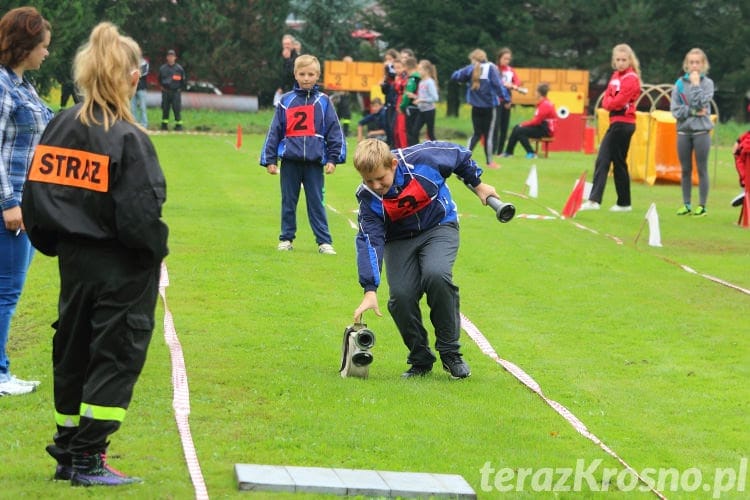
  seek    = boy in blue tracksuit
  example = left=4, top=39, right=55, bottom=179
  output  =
left=261, top=54, right=346, bottom=254
left=352, top=139, right=498, bottom=379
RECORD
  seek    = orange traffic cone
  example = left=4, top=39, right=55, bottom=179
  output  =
left=561, top=171, right=587, bottom=218
left=235, top=124, right=243, bottom=150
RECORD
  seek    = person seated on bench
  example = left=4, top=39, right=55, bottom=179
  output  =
left=501, top=83, right=556, bottom=159
left=731, top=129, right=749, bottom=207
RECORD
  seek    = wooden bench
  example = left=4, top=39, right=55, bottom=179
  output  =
left=530, top=137, right=554, bottom=158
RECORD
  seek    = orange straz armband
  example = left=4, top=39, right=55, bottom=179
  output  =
left=285, top=104, right=316, bottom=137
left=28, top=145, right=110, bottom=193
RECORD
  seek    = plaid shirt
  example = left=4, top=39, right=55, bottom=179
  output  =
left=0, top=66, right=53, bottom=211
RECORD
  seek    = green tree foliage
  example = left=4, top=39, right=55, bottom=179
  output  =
left=1, top=0, right=748, bottom=119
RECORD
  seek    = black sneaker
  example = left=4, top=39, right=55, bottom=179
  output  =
left=441, top=352, right=471, bottom=379
left=46, top=444, right=73, bottom=481
left=71, top=453, right=142, bottom=486
left=160, top=123, right=168, bottom=131
left=401, top=365, right=432, bottom=378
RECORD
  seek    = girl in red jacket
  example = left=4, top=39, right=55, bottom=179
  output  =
left=580, top=44, right=642, bottom=212
left=502, top=83, right=556, bottom=158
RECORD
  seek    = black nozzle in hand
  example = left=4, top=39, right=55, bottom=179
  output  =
left=486, top=196, right=515, bottom=223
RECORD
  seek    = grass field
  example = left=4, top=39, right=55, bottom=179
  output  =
left=0, top=107, right=748, bottom=499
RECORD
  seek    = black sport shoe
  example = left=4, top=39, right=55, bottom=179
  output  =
left=46, top=444, right=73, bottom=480
left=441, top=352, right=471, bottom=379
left=71, top=453, right=142, bottom=486
left=401, top=365, right=432, bottom=378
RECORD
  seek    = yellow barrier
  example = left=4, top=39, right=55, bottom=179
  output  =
left=596, top=109, right=715, bottom=185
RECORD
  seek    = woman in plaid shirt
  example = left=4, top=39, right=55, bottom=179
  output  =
left=0, top=7, right=53, bottom=397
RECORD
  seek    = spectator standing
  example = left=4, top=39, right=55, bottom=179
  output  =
left=580, top=44, right=642, bottom=212
left=158, top=49, right=185, bottom=131
left=400, top=56, right=421, bottom=145
left=451, top=49, right=508, bottom=169
left=0, top=6, right=53, bottom=397
left=671, top=48, right=714, bottom=217
left=494, top=47, right=523, bottom=154
left=131, top=56, right=149, bottom=127
left=412, top=59, right=439, bottom=142
left=24, top=22, right=168, bottom=485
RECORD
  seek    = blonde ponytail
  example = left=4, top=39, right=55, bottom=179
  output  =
left=74, top=22, right=141, bottom=130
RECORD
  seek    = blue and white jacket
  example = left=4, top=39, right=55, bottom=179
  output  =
left=355, top=141, right=483, bottom=292
left=450, top=62, right=508, bottom=108
left=260, top=83, right=346, bottom=166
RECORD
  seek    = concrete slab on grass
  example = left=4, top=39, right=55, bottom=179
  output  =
left=235, top=463, right=476, bottom=498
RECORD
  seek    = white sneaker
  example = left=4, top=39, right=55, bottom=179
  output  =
left=731, top=192, right=745, bottom=207
left=9, top=375, right=40, bottom=387
left=579, top=200, right=601, bottom=211
left=0, top=378, right=37, bottom=396
left=609, top=204, right=632, bottom=212
left=277, top=240, right=293, bottom=251
left=318, top=243, right=337, bottom=255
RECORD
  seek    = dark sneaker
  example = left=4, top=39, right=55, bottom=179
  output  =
left=441, top=353, right=471, bottom=379
left=160, top=123, right=168, bottom=131
left=401, top=365, right=432, bottom=378
left=174, top=124, right=183, bottom=131
left=71, top=453, right=142, bottom=487
left=46, top=444, right=73, bottom=480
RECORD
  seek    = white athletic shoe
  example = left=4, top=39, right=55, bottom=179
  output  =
left=9, top=375, right=41, bottom=387
left=609, top=204, right=632, bottom=212
left=731, top=192, right=745, bottom=207
left=579, top=200, right=601, bottom=211
left=0, top=378, right=37, bottom=397
left=318, top=243, right=337, bottom=255
left=277, top=240, right=293, bottom=251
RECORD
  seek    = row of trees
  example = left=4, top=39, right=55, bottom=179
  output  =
left=2, top=0, right=749, bottom=120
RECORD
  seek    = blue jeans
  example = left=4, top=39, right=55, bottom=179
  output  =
left=131, top=89, right=148, bottom=127
left=0, top=227, right=34, bottom=379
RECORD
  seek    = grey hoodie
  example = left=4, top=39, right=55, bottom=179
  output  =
left=670, top=73, right=714, bottom=134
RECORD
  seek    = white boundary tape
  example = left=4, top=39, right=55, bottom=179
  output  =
left=159, top=263, right=209, bottom=500
left=459, top=313, right=666, bottom=499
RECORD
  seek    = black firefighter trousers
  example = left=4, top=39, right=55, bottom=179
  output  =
left=52, top=240, right=160, bottom=455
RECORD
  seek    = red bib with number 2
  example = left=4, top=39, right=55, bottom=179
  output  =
left=285, top=105, right=316, bottom=137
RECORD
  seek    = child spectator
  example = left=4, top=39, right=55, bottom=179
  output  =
left=494, top=47, right=523, bottom=154
left=502, top=83, right=556, bottom=159
left=451, top=49, right=508, bottom=169
left=580, top=44, right=642, bottom=212
left=412, top=59, right=439, bottom=142
left=352, top=139, right=499, bottom=379
left=357, top=97, right=387, bottom=142
left=260, top=54, right=346, bottom=254
left=400, top=56, right=421, bottom=145
left=380, top=48, right=399, bottom=147
left=671, top=48, right=714, bottom=217
left=731, top=130, right=750, bottom=206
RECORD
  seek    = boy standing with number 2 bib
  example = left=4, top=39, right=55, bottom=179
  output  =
left=261, top=54, right=346, bottom=255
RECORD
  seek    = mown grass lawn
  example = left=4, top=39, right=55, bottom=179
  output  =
left=1, top=107, right=747, bottom=499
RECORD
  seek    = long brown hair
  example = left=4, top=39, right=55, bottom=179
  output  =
left=74, top=22, right=140, bottom=130
left=469, top=49, right=487, bottom=90
left=0, top=7, right=50, bottom=68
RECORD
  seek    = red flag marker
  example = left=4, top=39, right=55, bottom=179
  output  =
left=236, top=124, right=242, bottom=150
left=561, top=171, right=587, bottom=219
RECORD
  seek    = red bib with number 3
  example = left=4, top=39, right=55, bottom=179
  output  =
left=285, top=105, right=316, bottom=137
left=382, top=178, right=431, bottom=222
